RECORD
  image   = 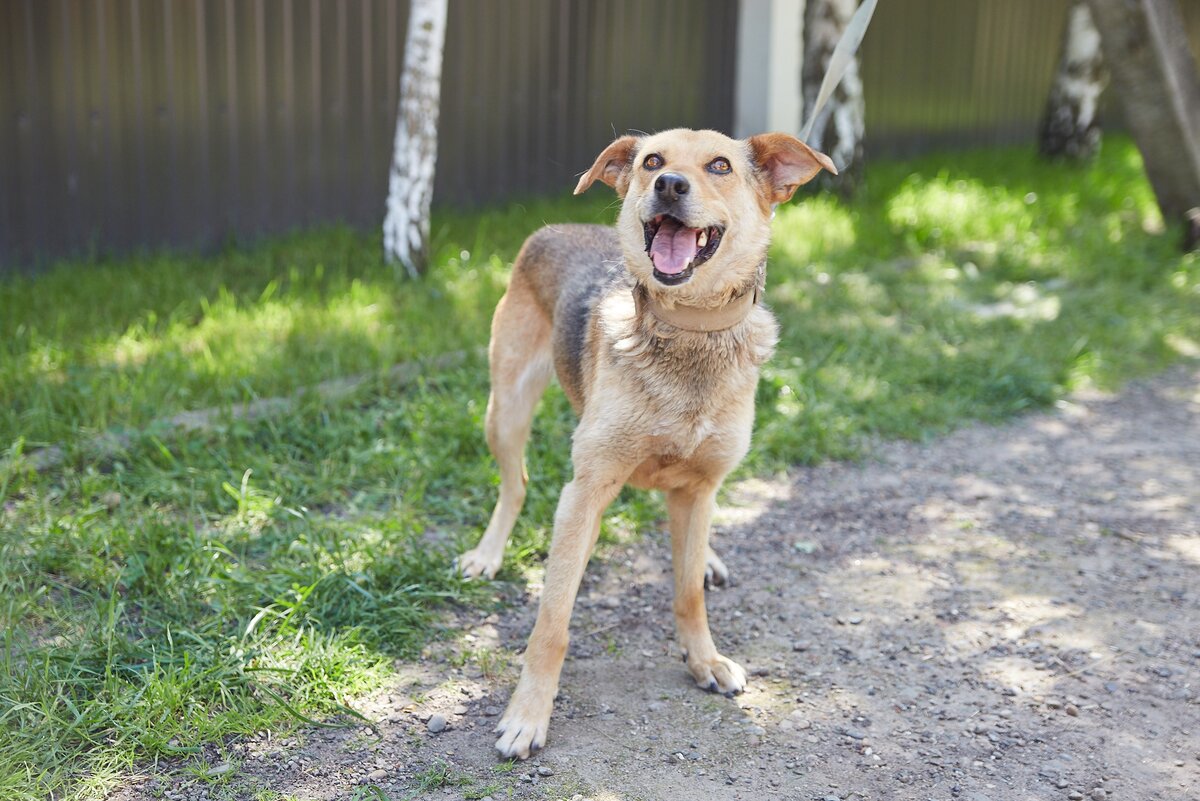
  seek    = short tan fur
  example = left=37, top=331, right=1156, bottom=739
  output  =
left=457, top=128, right=835, bottom=759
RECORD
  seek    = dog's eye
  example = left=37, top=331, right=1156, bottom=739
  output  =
left=643, top=153, right=664, bottom=170
left=708, top=157, right=732, bottom=175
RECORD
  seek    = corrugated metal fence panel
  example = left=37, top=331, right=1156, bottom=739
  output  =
left=862, top=0, right=1200, bottom=158
left=1184, top=0, right=1200, bottom=68
left=0, top=0, right=412, bottom=266
left=434, top=0, right=738, bottom=205
left=861, top=0, right=1070, bottom=156
left=0, top=0, right=736, bottom=268
left=3, top=0, right=1200, bottom=268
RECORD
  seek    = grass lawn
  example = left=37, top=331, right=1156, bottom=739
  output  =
left=2, top=138, right=1198, bottom=800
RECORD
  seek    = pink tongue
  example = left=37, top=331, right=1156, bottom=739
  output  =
left=650, top=218, right=700, bottom=275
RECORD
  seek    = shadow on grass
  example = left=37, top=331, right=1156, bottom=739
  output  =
left=0, top=195, right=619, bottom=446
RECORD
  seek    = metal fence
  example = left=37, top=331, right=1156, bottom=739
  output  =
left=863, top=0, right=1200, bottom=156
left=3, top=0, right=1200, bottom=268
left=0, top=0, right=738, bottom=267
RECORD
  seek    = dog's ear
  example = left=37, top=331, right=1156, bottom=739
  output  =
left=747, top=133, right=837, bottom=204
left=574, top=135, right=640, bottom=196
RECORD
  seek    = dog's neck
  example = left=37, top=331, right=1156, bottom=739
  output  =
left=633, top=262, right=765, bottom=333
left=634, top=285, right=757, bottom=332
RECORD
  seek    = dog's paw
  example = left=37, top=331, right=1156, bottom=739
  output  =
left=686, top=652, right=746, bottom=697
left=704, top=547, right=729, bottom=588
left=494, top=699, right=552, bottom=760
left=457, top=547, right=502, bottom=580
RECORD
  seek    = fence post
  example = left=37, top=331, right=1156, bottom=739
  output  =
left=734, top=0, right=804, bottom=138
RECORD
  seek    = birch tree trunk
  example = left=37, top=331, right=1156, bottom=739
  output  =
left=802, top=0, right=865, bottom=196
left=1085, top=0, right=1200, bottom=249
left=382, top=0, right=449, bottom=278
left=1039, top=2, right=1108, bottom=160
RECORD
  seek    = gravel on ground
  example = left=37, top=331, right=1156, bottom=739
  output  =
left=113, top=365, right=1200, bottom=801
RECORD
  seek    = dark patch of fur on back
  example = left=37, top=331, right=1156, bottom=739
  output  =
left=512, top=224, right=625, bottom=409
left=555, top=278, right=603, bottom=405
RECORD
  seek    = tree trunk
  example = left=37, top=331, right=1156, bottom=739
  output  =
left=383, top=0, right=448, bottom=278
left=802, top=0, right=865, bottom=196
left=1085, top=0, right=1200, bottom=241
left=1186, top=208, right=1200, bottom=251
left=1039, top=2, right=1108, bottom=160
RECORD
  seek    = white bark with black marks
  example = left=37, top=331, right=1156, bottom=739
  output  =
left=1039, top=2, right=1108, bottom=160
left=383, top=0, right=448, bottom=278
left=802, top=0, right=865, bottom=195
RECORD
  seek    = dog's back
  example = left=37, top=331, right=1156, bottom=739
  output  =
left=509, top=224, right=628, bottom=410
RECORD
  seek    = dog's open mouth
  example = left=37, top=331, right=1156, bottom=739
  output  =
left=643, top=214, right=725, bottom=285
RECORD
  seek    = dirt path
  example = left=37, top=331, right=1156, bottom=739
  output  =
left=125, top=365, right=1199, bottom=801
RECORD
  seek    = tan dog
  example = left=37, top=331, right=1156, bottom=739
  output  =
left=458, top=128, right=835, bottom=759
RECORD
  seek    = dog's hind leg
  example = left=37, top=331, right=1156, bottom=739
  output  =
left=458, top=277, right=553, bottom=579
left=704, top=545, right=729, bottom=588
left=667, top=486, right=747, bottom=696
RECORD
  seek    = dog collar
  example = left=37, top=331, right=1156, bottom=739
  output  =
left=634, top=283, right=760, bottom=333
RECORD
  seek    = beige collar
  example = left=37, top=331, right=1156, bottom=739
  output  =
left=634, top=282, right=760, bottom=333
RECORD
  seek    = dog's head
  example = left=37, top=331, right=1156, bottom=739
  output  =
left=575, top=129, right=835, bottom=305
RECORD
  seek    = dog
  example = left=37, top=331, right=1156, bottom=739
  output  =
left=457, top=128, right=836, bottom=759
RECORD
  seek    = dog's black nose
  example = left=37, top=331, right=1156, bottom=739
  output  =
left=654, top=173, right=689, bottom=202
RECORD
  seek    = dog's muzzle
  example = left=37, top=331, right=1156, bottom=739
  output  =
left=643, top=214, right=725, bottom=286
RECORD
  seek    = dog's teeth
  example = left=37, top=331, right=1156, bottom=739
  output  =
left=698, top=231, right=708, bottom=248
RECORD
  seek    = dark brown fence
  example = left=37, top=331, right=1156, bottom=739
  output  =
left=3, top=0, right=1200, bottom=269
left=866, top=0, right=1075, bottom=156
left=0, top=0, right=737, bottom=268
left=863, top=0, right=1200, bottom=156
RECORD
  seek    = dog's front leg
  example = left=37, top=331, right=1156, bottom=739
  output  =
left=495, top=468, right=624, bottom=759
left=667, top=486, right=746, bottom=696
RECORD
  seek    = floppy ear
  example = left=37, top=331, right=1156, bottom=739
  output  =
left=574, top=135, right=640, bottom=196
left=747, top=132, right=838, bottom=204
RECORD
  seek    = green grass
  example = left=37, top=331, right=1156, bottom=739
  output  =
left=0, top=196, right=616, bottom=448
left=2, top=137, right=1199, bottom=800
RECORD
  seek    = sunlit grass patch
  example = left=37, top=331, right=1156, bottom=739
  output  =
left=886, top=172, right=1033, bottom=247
left=744, top=138, right=1197, bottom=464
left=0, top=389, right=495, bottom=800
left=770, top=195, right=858, bottom=266
left=0, top=197, right=612, bottom=446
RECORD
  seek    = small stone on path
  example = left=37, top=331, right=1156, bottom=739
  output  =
left=426, top=713, right=447, bottom=733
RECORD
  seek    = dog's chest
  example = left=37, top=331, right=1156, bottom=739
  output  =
left=624, top=389, right=754, bottom=490
left=648, top=406, right=724, bottom=452
left=629, top=435, right=745, bottom=492
left=593, top=301, right=777, bottom=489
